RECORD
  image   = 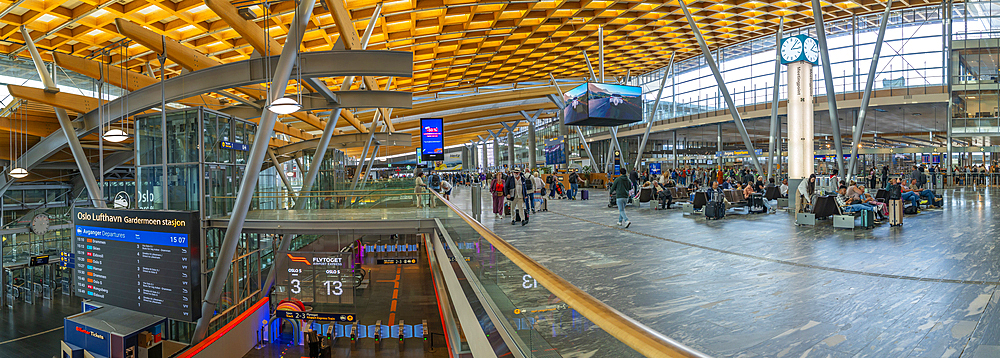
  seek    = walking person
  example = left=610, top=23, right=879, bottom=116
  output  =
left=504, top=168, right=532, bottom=226
left=611, top=167, right=633, bottom=228
left=489, top=172, right=505, bottom=219
left=414, top=171, right=428, bottom=208
left=568, top=170, right=580, bottom=200
left=531, top=171, right=545, bottom=212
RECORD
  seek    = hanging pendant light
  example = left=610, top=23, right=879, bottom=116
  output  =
left=268, top=97, right=300, bottom=114
left=103, top=128, right=129, bottom=142
left=9, top=167, right=27, bottom=179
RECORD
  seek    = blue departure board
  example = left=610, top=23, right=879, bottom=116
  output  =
left=73, top=208, right=201, bottom=321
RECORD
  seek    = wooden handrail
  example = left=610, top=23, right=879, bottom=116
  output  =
left=428, top=190, right=712, bottom=358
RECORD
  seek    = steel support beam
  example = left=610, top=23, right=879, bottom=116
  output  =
left=582, top=50, right=598, bottom=82
left=548, top=75, right=596, bottom=169
left=503, top=123, right=516, bottom=169
left=767, top=19, right=785, bottom=182
left=487, top=130, right=500, bottom=170
left=610, top=127, right=623, bottom=171
left=946, top=0, right=954, bottom=178
left=21, top=26, right=105, bottom=208
left=674, top=130, right=679, bottom=169
left=519, top=110, right=542, bottom=169
left=599, top=26, right=604, bottom=83
left=678, top=0, right=763, bottom=175
left=192, top=0, right=315, bottom=342
left=812, top=0, right=846, bottom=177
left=268, top=148, right=296, bottom=204
left=350, top=108, right=383, bottom=191
left=635, top=53, right=673, bottom=171
left=847, top=0, right=893, bottom=179
left=480, top=138, right=487, bottom=172
left=7, top=51, right=410, bottom=198
left=359, top=145, right=379, bottom=189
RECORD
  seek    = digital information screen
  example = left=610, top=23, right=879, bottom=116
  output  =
left=277, top=251, right=353, bottom=305
left=73, top=208, right=201, bottom=321
left=420, top=118, right=444, bottom=161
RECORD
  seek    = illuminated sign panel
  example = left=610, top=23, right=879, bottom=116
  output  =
left=420, top=118, right=444, bottom=161
left=73, top=208, right=201, bottom=321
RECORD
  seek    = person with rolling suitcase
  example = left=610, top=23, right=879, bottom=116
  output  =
left=504, top=168, right=532, bottom=226
left=531, top=171, right=545, bottom=213
left=887, top=178, right=903, bottom=226
left=704, top=181, right=725, bottom=220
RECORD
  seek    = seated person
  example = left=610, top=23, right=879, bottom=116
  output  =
left=836, top=185, right=879, bottom=220
left=641, top=181, right=654, bottom=190
left=899, top=180, right=926, bottom=209
left=706, top=180, right=728, bottom=204
left=854, top=184, right=887, bottom=219
left=779, top=179, right=789, bottom=198
left=755, top=176, right=767, bottom=193
left=653, top=181, right=673, bottom=209
left=665, top=178, right=677, bottom=187
left=722, top=178, right=734, bottom=190
left=688, top=180, right=700, bottom=191
left=909, top=179, right=943, bottom=208
left=743, top=182, right=755, bottom=199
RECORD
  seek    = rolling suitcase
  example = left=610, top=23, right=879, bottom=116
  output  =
left=503, top=201, right=511, bottom=216
left=581, top=190, right=589, bottom=200
left=748, top=193, right=766, bottom=214
left=539, top=197, right=548, bottom=212
left=705, top=201, right=725, bottom=220
left=888, top=199, right=903, bottom=226
left=859, top=210, right=875, bottom=229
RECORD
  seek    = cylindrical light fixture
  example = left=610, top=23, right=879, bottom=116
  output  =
left=103, top=129, right=129, bottom=143
left=9, top=167, right=28, bottom=179
left=267, top=97, right=301, bottom=114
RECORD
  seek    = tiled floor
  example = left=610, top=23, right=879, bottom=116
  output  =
left=451, top=185, right=1000, bottom=357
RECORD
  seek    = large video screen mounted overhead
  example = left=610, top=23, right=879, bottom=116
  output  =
left=563, top=83, right=643, bottom=126
left=420, top=118, right=444, bottom=161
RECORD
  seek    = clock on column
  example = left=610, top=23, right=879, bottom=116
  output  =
left=779, top=34, right=820, bottom=65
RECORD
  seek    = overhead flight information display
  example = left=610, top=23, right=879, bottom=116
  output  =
left=73, top=208, right=201, bottom=321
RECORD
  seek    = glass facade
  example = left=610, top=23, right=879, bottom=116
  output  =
left=133, top=108, right=260, bottom=216
left=624, top=4, right=947, bottom=131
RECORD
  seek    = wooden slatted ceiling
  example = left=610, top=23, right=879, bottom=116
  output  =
left=0, top=0, right=939, bottom=98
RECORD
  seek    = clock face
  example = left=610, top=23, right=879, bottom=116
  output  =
left=803, top=37, right=820, bottom=63
left=31, top=214, right=49, bottom=235
left=780, top=37, right=803, bottom=63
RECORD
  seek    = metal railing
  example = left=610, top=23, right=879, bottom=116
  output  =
left=427, top=189, right=711, bottom=357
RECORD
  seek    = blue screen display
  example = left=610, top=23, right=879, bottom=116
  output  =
left=421, top=118, right=444, bottom=161
left=649, top=163, right=661, bottom=175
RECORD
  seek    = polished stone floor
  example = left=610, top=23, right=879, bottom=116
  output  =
left=451, top=186, right=1000, bottom=357
left=0, top=291, right=82, bottom=357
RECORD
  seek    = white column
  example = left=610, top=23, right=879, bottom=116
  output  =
left=787, top=61, right=815, bottom=180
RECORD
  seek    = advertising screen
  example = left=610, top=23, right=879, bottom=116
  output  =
left=564, top=83, right=643, bottom=126
left=420, top=118, right=444, bottom=161
left=73, top=208, right=201, bottom=321
left=649, top=163, right=662, bottom=175
left=588, top=83, right=642, bottom=121
left=544, top=136, right=566, bottom=165
left=562, top=83, right=589, bottom=125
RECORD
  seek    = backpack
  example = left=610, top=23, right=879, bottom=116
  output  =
left=430, top=174, right=441, bottom=188
left=904, top=205, right=918, bottom=215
